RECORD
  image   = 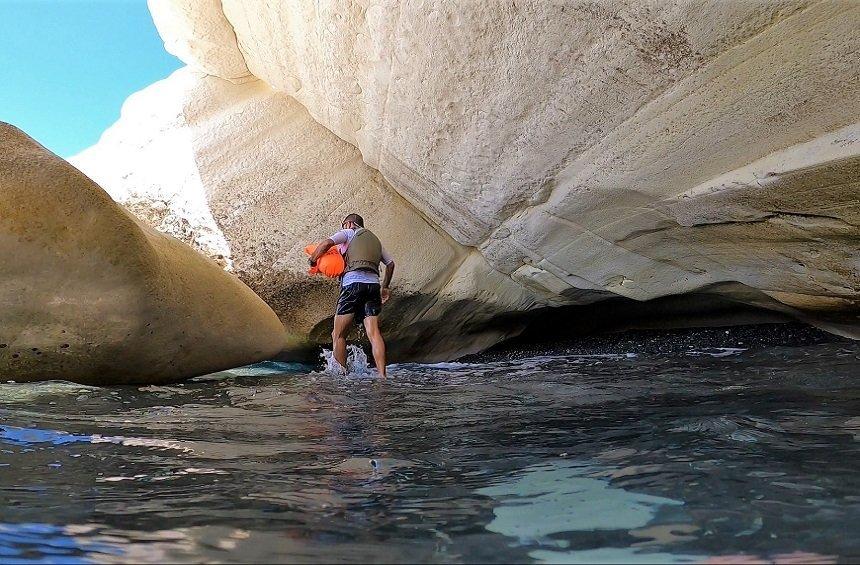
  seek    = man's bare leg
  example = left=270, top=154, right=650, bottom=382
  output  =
left=362, top=315, right=387, bottom=378
left=332, top=314, right=354, bottom=371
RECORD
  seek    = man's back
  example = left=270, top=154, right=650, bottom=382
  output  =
left=330, top=228, right=393, bottom=287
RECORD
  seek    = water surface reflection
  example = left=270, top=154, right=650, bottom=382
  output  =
left=0, top=343, right=857, bottom=562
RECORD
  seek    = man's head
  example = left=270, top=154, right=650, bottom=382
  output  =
left=342, top=213, right=364, bottom=230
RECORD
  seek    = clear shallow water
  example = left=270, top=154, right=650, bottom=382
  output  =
left=0, top=343, right=858, bottom=563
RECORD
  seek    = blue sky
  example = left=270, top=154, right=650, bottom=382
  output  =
left=0, top=0, right=182, bottom=157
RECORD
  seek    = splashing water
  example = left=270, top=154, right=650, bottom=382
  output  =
left=319, top=344, right=372, bottom=376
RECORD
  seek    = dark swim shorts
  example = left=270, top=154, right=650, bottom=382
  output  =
left=336, top=282, right=382, bottom=324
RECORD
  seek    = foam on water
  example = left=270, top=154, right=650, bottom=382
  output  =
left=193, top=360, right=310, bottom=382
left=319, top=344, right=373, bottom=377
left=0, top=381, right=100, bottom=404
left=687, top=347, right=747, bottom=357
left=223, top=361, right=309, bottom=377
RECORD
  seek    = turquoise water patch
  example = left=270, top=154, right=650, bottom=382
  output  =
left=478, top=460, right=684, bottom=539
left=530, top=546, right=698, bottom=564
left=194, top=361, right=311, bottom=381
left=0, top=425, right=94, bottom=447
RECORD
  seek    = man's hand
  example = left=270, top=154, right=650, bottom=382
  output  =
left=381, top=287, right=391, bottom=304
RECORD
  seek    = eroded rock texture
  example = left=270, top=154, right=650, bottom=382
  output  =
left=0, top=123, right=287, bottom=384
left=72, top=70, right=533, bottom=360
left=74, top=0, right=860, bottom=358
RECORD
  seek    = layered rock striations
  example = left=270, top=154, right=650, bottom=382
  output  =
left=0, top=123, right=287, bottom=384
left=72, top=70, right=535, bottom=359
left=73, top=0, right=860, bottom=357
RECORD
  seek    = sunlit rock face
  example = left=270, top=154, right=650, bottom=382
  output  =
left=72, top=69, right=536, bottom=360
left=75, top=0, right=860, bottom=352
left=0, top=123, right=287, bottom=384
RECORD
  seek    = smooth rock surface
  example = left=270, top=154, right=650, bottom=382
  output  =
left=72, top=70, right=537, bottom=360
left=76, top=0, right=860, bottom=354
left=0, top=122, right=287, bottom=384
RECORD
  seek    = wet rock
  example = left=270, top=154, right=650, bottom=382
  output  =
left=462, top=323, right=852, bottom=363
left=0, top=123, right=287, bottom=384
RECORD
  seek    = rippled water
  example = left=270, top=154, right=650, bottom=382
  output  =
left=1, top=342, right=858, bottom=563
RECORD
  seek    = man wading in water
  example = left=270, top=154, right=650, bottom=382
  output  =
left=308, top=214, right=395, bottom=377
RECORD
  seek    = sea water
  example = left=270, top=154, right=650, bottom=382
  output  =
left=0, top=342, right=858, bottom=562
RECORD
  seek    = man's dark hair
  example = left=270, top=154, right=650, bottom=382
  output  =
left=343, top=213, right=364, bottom=227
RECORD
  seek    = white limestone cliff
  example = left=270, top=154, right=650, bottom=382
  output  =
left=72, top=69, right=535, bottom=359
left=73, top=0, right=860, bottom=357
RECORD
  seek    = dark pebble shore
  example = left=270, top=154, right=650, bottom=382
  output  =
left=458, top=322, right=855, bottom=363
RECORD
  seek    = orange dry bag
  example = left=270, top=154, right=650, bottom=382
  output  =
left=304, top=244, right=345, bottom=278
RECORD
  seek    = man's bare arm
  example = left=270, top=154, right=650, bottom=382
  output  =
left=380, top=261, right=395, bottom=303
left=309, top=238, right=336, bottom=264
